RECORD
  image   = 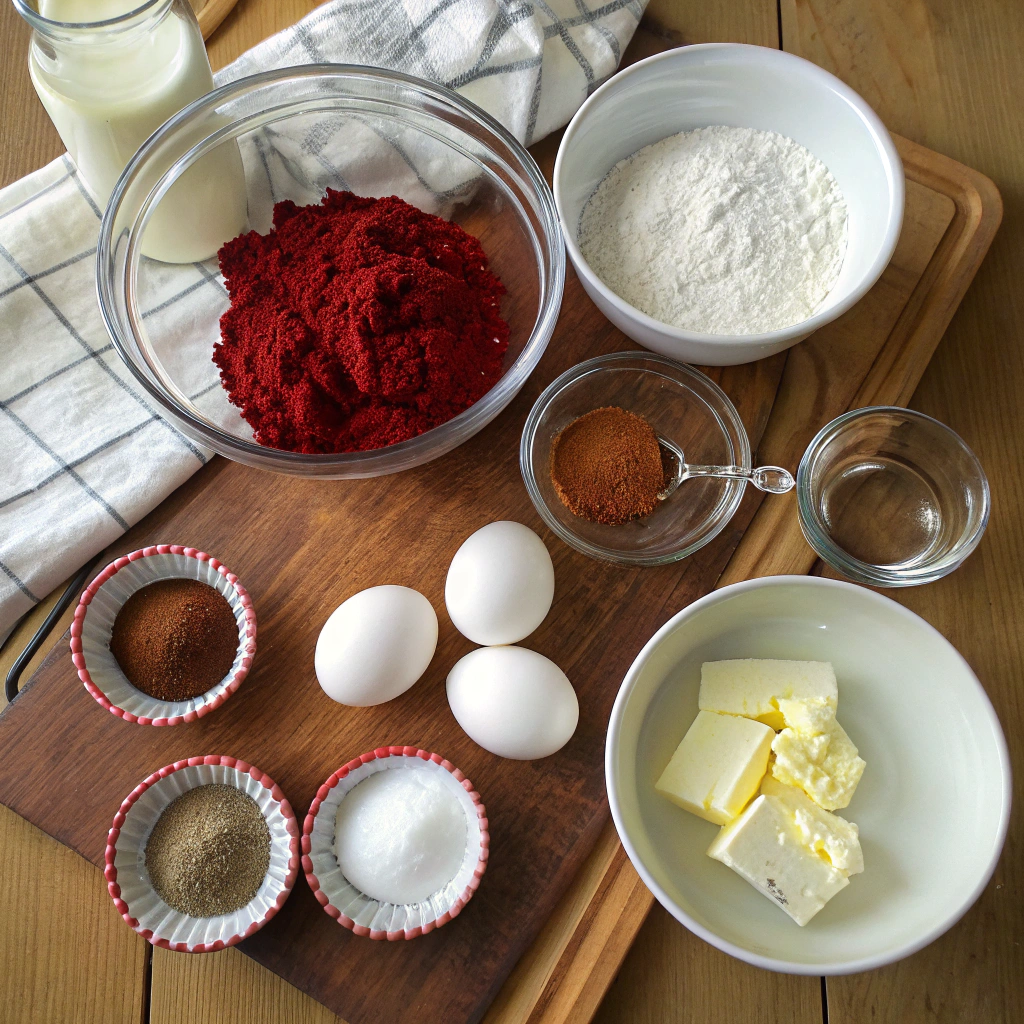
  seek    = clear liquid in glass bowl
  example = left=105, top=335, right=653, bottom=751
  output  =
left=797, top=407, right=990, bottom=585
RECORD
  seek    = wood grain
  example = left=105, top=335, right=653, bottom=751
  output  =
left=484, top=823, right=652, bottom=1024
left=781, top=2, right=1024, bottom=1022
left=196, top=0, right=243, bottom=40
left=598, top=906, right=825, bottom=1024
left=0, top=579, right=146, bottom=1024
left=149, top=945, right=338, bottom=1024
left=644, top=0, right=777, bottom=46
left=0, top=13, right=60, bottom=189
left=204, top=0, right=321, bottom=70
left=0, top=804, right=148, bottom=1024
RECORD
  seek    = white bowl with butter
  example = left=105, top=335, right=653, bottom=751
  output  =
left=605, top=576, right=1011, bottom=973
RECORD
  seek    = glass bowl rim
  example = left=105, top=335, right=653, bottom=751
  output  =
left=519, top=351, right=751, bottom=566
left=795, top=405, right=992, bottom=587
left=95, top=63, right=565, bottom=473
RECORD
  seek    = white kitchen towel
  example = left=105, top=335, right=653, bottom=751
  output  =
left=0, top=0, right=646, bottom=644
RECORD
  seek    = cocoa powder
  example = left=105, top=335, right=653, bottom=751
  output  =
left=110, top=578, right=239, bottom=702
left=550, top=406, right=667, bottom=525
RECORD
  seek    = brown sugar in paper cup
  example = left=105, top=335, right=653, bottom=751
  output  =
left=303, top=747, right=489, bottom=940
left=70, top=545, right=256, bottom=726
left=105, top=755, right=300, bottom=952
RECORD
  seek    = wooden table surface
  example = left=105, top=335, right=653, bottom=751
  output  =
left=1, top=2, right=1020, bottom=1022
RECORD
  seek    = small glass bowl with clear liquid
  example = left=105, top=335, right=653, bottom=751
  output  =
left=797, top=407, right=990, bottom=586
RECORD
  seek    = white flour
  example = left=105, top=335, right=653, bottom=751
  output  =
left=578, top=126, right=848, bottom=335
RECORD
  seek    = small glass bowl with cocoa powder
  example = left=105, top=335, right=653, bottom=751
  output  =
left=520, top=353, right=751, bottom=565
left=71, top=545, right=256, bottom=725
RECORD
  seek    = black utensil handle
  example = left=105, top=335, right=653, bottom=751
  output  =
left=5, top=559, right=97, bottom=703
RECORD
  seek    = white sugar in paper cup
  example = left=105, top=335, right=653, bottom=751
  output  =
left=71, top=545, right=257, bottom=726
left=105, top=755, right=300, bottom=952
left=303, top=747, right=489, bottom=940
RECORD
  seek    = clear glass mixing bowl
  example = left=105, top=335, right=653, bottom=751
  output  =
left=97, top=65, right=564, bottom=477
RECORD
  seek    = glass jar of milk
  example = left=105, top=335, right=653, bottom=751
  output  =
left=15, top=0, right=247, bottom=263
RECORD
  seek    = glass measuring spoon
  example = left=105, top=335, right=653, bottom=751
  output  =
left=658, top=436, right=795, bottom=498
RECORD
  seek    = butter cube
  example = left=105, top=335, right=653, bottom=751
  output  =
left=760, top=776, right=864, bottom=874
left=656, top=711, right=774, bottom=825
left=699, top=660, right=838, bottom=730
left=771, top=717, right=866, bottom=810
left=707, top=793, right=850, bottom=926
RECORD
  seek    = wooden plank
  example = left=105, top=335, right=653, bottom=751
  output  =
left=0, top=13, right=60, bottom=189
left=204, top=0, right=321, bottom=69
left=644, top=0, right=777, bottom=46
left=0, top=582, right=150, bottom=1022
left=196, top=0, right=243, bottom=40
left=150, top=946, right=338, bottom=1024
left=781, top=2, right=1023, bottom=1022
left=484, top=821, right=652, bottom=1024
left=595, top=903, right=825, bottom=1024
left=0, top=804, right=148, bottom=1024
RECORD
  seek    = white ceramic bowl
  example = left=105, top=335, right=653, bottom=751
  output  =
left=106, top=755, right=300, bottom=952
left=606, top=576, right=1010, bottom=973
left=554, top=44, right=905, bottom=366
left=71, top=545, right=257, bottom=725
left=303, top=747, right=489, bottom=940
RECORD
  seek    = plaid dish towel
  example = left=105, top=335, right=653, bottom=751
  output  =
left=0, top=0, right=646, bottom=645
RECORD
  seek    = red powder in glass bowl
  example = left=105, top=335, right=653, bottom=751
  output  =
left=213, top=189, right=510, bottom=454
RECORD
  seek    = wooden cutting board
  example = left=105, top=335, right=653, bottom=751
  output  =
left=0, top=29, right=1001, bottom=1024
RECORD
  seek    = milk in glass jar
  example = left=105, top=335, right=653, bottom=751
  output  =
left=15, top=0, right=247, bottom=262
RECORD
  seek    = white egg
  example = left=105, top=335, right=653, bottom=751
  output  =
left=315, top=585, right=438, bottom=707
left=445, top=521, right=555, bottom=646
left=446, top=646, right=578, bottom=760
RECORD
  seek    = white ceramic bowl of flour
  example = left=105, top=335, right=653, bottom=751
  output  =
left=553, top=44, right=905, bottom=366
